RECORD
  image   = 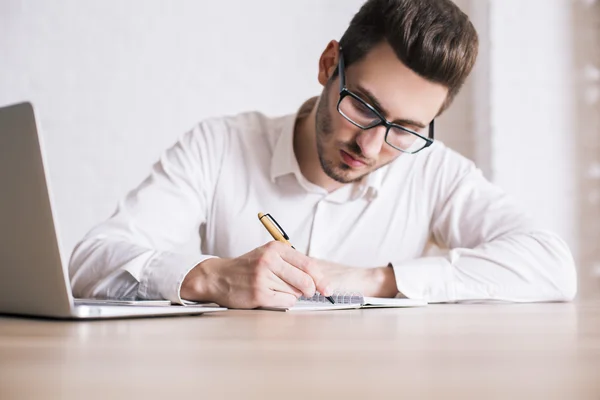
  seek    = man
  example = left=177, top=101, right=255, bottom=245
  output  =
left=69, top=0, right=577, bottom=309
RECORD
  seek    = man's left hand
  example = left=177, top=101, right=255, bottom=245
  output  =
left=316, top=260, right=400, bottom=298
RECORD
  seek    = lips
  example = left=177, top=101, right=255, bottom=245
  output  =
left=340, top=150, right=368, bottom=168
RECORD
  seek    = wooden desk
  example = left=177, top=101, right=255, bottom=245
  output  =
left=1, top=299, right=599, bottom=399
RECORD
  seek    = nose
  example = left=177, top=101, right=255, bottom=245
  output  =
left=355, top=125, right=387, bottom=160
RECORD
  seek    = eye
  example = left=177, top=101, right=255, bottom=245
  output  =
left=354, top=100, right=374, bottom=116
left=349, top=97, right=378, bottom=118
left=389, top=127, right=412, bottom=137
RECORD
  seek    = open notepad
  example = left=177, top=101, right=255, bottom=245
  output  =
left=262, top=292, right=427, bottom=311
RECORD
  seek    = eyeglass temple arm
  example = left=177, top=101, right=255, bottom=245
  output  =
left=338, top=47, right=345, bottom=93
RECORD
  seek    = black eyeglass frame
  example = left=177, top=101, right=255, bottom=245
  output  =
left=336, top=48, right=435, bottom=154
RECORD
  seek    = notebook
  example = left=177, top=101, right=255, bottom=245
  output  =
left=261, top=291, right=427, bottom=311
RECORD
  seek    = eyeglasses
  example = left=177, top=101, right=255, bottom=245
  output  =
left=336, top=48, right=435, bottom=154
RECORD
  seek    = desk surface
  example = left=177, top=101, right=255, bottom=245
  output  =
left=1, top=299, right=599, bottom=400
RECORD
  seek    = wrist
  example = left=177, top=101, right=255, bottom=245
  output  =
left=367, top=266, right=398, bottom=298
left=180, top=257, right=225, bottom=302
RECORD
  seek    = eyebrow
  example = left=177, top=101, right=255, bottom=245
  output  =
left=355, top=84, right=428, bottom=129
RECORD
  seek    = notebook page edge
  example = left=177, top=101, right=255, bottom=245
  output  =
left=361, top=297, right=428, bottom=307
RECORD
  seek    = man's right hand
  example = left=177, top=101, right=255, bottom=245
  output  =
left=180, top=241, right=332, bottom=309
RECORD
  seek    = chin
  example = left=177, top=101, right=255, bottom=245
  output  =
left=318, top=148, right=371, bottom=184
left=327, top=164, right=368, bottom=184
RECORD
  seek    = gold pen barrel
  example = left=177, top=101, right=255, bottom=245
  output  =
left=257, top=212, right=294, bottom=247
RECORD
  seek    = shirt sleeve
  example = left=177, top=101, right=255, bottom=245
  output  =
left=390, top=150, right=577, bottom=303
left=68, top=120, right=225, bottom=304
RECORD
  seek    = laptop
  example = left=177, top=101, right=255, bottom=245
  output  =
left=0, top=101, right=227, bottom=319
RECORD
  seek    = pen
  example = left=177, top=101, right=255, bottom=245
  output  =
left=258, top=212, right=335, bottom=305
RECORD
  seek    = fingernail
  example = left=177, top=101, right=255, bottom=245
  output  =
left=323, top=286, right=333, bottom=297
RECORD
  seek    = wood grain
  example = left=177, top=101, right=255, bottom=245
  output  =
left=1, top=299, right=599, bottom=399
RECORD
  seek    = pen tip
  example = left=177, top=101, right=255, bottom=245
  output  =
left=257, top=212, right=264, bottom=219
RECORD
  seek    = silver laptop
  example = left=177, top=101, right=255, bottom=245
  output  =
left=0, top=101, right=226, bottom=319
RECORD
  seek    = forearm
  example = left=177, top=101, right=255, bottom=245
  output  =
left=391, top=230, right=577, bottom=303
left=69, top=237, right=213, bottom=304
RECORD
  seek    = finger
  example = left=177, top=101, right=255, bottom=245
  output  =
left=260, top=290, right=298, bottom=309
left=277, top=245, right=332, bottom=296
left=266, top=271, right=303, bottom=298
left=271, top=258, right=317, bottom=298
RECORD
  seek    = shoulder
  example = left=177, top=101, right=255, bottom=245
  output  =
left=404, top=140, right=484, bottom=203
left=418, top=140, right=477, bottom=179
left=185, top=111, right=286, bottom=149
left=193, top=111, right=281, bottom=137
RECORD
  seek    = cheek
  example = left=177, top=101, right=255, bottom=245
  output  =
left=337, top=118, right=358, bottom=136
left=330, top=106, right=363, bottom=141
left=375, top=146, right=399, bottom=166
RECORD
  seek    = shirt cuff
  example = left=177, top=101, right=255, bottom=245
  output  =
left=137, top=251, right=217, bottom=305
left=390, top=256, right=457, bottom=303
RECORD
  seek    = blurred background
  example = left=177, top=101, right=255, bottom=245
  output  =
left=0, top=0, right=598, bottom=297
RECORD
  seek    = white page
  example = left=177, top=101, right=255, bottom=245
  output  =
left=286, top=302, right=361, bottom=311
left=361, top=297, right=428, bottom=307
left=260, top=302, right=361, bottom=312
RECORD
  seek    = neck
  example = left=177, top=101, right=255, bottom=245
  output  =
left=293, top=97, right=345, bottom=193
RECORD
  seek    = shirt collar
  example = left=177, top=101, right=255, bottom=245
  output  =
left=363, top=165, right=385, bottom=199
left=270, top=109, right=386, bottom=201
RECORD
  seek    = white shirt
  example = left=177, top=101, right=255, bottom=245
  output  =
left=69, top=110, right=577, bottom=304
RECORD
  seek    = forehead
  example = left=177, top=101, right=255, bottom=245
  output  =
left=344, top=42, right=448, bottom=124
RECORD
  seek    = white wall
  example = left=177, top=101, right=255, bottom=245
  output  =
left=0, top=0, right=366, bottom=257
left=487, top=0, right=576, bottom=250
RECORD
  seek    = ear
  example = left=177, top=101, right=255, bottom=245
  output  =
left=318, top=40, right=340, bottom=86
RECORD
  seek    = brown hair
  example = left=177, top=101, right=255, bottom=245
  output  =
left=339, top=0, right=479, bottom=113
